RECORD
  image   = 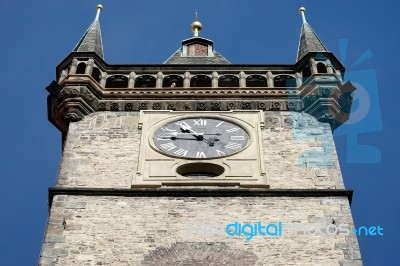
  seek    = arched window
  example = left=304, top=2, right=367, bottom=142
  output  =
left=190, top=75, right=211, bottom=87
left=218, top=75, right=239, bottom=87
left=163, top=75, right=183, bottom=88
left=302, top=66, right=311, bottom=81
left=135, top=75, right=156, bottom=88
left=91, top=67, right=101, bottom=83
left=317, top=63, right=327, bottom=73
left=76, top=62, right=86, bottom=74
left=273, top=75, right=295, bottom=88
left=105, top=75, right=128, bottom=88
left=246, top=75, right=268, bottom=87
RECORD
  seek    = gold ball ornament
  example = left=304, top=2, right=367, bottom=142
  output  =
left=191, top=21, right=203, bottom=33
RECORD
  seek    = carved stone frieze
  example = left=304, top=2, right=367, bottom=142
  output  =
left=271, top=101, right=281, bottom=111
left=110, top=102, right=120, bottom=111
left=211, top=102, right=221, bottom=110
left=98, top=102, right=107, bottom=111
left=125, top=102, right=134, bottom=111
left=64, top=108, right=84, bottom=122
left=258, top=102, right=267, bottom=110
left=167, top=103, right=176, bottom=111
left=197, top=101, right=207, bottom=110
left=242, top=101, right=252, bottom=109
left=47, top=62, right=356, bottom=133
left=153, top=102, right=162, bottom=110
left=227, top=102, right=236, bottom=110
left=139, top=102, right=148, bottom=110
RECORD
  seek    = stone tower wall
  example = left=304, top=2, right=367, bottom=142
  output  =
left=39, top=195, right=361, bottom=265
left=38, top=111, right=362, bottom=265
left=55, top=111, right=344, bottom=190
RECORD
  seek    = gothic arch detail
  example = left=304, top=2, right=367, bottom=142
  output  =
left=317, top=62, right=328, bottom=73
left=76, top=62, right=86, bottom=74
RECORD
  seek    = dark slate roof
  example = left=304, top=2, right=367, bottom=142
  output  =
left=164, top=49, right=230, bottom=64
left=297, top=22, right=328, bottom=61
left=73, top=20, right=104, bottom=59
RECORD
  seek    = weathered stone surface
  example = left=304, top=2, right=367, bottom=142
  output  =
left=56, top=111, right=344, bottom=189
left=39, top=110, right=361, bottom=265
left=263, top=112, right=344, bottom=189
left=39, top=195, right=362, bottom=265
left=57, top=112, right=140, bottom=188
left=339, top=260, right=363, bottom=266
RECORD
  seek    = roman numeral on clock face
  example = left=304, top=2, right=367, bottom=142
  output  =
left=216, top=150, right=226, bottom=156
left=160, top=142, right=176, bottom=151
left=161, top=127, right=176, bottom=133
left=231, top=136, right=245, bottom=141
left=226, top=127, right=240, bottom=133
left=175, top=121, right=191, bottom=128
left=225, top=142, right=242, bottom=150
left=193, top=119, right=207, bottom=126
left=215, top=121, right=224, bottom=127
left=196, top=151, right=206, bottom=158
left=174, top=149, right=188, bottom=157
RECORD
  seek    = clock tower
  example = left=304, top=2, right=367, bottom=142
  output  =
left=39, top=5, right=362, bottom=265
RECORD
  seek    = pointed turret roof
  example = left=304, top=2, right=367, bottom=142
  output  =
left=164, top=13, right=230, bottom=64
left=297, top=7, right=328, bottom=61
left=73, top=5, right=104, bottom=59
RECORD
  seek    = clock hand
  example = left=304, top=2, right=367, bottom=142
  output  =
left=158, top=135, right=201, bottom=141
left=203, top=136, right=220, bottom=146
left=164, top=132, right=210, bottom=136
left=203, top=138, right=214, bottom=146
left=179, top=125, right=204, bottom=140
left=159, top=132, right=203, bottom=140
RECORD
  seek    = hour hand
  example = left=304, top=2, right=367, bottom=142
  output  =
left=158, top=134, right=201, bottom=141
left=158, top=135, right=177, bottom=140
left=203, top=137, right=220, bottom=146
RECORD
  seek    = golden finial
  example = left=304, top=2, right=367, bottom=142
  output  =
left=191, top=9, right=202, bottom=37
left=95, top=4, right=103, bottom=21
left=299, top=7, right=306, bottom=23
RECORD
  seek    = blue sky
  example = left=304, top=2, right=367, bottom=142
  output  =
left=0, top=0, right=398, bottom=265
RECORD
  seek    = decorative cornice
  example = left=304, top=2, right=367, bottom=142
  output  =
left=47, top=55, right=355, bottom=133
left=48, top=187, right=354, bottom=209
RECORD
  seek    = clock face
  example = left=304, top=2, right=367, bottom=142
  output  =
left=153, top=118, right=249, bottom=159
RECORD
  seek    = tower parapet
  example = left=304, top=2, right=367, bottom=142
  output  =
left=47, top=6, right=354, bottom=136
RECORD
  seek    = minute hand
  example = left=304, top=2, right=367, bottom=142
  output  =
left=159, top=136, right=200, bottom=140
left=180, top=125, right=204, bottom=140
left=173, top=132, right=220, bottom=136
left=169, top=132, right=220, bottom=136
left=177, top=137, right=202, bottom=140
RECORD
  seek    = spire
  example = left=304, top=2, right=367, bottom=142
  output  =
left=191, top=10, right=203, bottom=37
left=296, top=7, right=328, bottom=62
left=73, top=4, right=104, bottom=59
